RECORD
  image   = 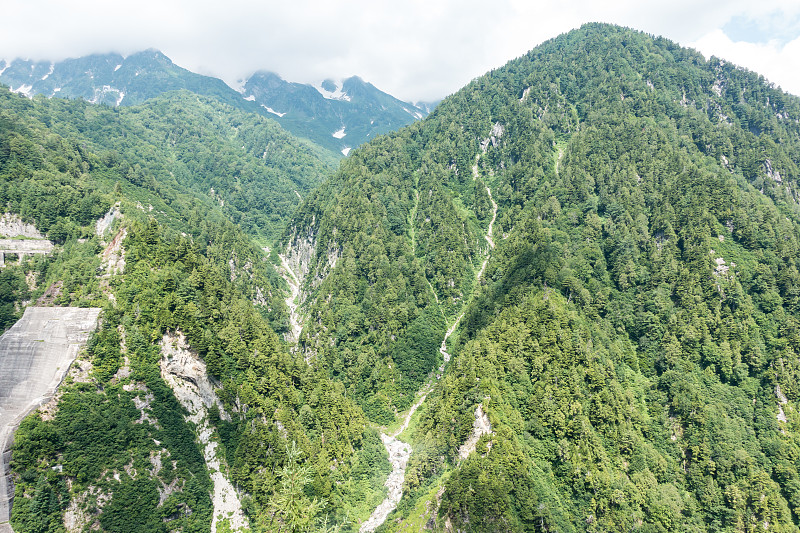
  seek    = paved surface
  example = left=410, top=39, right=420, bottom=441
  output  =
left=0, top=307, right=101, bottom=530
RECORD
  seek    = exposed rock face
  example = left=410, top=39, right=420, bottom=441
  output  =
left=279, top=263, right=302, bottom=346
left=95, top=204, right=121, bottom=238
left=480, top=122, right=505, bottom=152
left=457, top=405, right=494, bottom=460
left=101, top=228, right=127, bottom=277
left=0, top=307, right=101, bottom=530
left=278, top=224, right=340, bottom=349
left=0, top=213, right=54, bottom=268
left=777, top=384, right=789, bottom=425
left=283, top=223, right=341, bottom=289
left=283, top=226, right=317, bottom=283
left=159, top=332, right=249, bottom=533
left=0, top=214, right=45, bottom=239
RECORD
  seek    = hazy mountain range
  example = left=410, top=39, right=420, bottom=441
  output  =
left=0, top=50, right=429, bottom=155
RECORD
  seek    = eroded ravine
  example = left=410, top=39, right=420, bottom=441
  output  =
left=358, top=392, right=428, bottom=532
left=277, top=251, right=303, bottom=347
left=361, top=154, right=498, bottom=532
left=160, top=333, right=249, bottom=533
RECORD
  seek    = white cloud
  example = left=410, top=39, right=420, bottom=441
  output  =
left=1, top=1, right=799, bottom=101
left=690, top=29, right=800, bottom=96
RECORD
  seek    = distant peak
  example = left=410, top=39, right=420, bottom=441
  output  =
left=129, top=49, right=172, bottom=64
left=250, top=70, right=284, bottom=82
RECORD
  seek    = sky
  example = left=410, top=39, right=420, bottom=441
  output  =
left=2, top=1, right=800, bottom=103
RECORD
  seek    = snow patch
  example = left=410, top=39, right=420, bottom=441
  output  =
left=261, top=104, right=285, bottom=117
left=401, top=107, right=424, bottom=120
left=114, top=64, right=122, bottom=72
left=243, top=94, right=255, bottom=102
left=332, top=126, right=346, bottom=139
left=341, top=147, right=351, bottom=156
left=313, top=80, right=351, bottom=101
left=40, top=62, right=54, bottom=81
left=0, top=61, right=8, bottom=77
left=12, top=84, right=33, bottom=97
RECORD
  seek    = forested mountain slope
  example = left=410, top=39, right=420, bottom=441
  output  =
left=0, top=87, right=337, bottom=243
left=6, top=20, right=800, bottom=533
left=0, top=85, right=387, bottom=532
left=282, top=23, right=800, bottom=531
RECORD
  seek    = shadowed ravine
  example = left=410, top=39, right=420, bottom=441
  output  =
left=361, top=155, right=498, bottom=531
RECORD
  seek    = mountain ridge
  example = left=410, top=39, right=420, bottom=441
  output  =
left=280, top=22, right=800, bottom=530
left=4, top=21, right=800, bottom=532
left=0, top=50, right=428, bottom=155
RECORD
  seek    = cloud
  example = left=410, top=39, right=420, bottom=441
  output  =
left=1, top=1, right=800, bottom=101
left=690, top=29, right=800, bottom=97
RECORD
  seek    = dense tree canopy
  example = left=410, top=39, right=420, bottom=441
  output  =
left=6, top=21, right=800, bottom=532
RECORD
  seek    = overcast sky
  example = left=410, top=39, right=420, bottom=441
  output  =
left=2, top=0, right=800, bottom=102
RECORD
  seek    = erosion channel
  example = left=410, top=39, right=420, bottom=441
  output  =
left=360, top=156, right=498, bottom=532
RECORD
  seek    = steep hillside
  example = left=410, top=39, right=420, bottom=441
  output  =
left=0, top=86, right=336, bottom=243
left=282, top=23, right=800, bottom=531
left=0, top=84, right=385, bottom=532
left=6, top=21, right=800, bottom=533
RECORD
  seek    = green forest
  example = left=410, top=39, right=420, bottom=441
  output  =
left=4, top=21, right=800, bottom=533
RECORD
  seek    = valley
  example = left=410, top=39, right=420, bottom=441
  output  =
left=2, top=21, right=800, bottom=533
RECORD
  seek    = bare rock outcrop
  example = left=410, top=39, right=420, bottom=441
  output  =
left=0, top=214, right=45, bottom=240
left=457, top=405, right=494, bottom=460
left=159, top=332, right=249, bottom=533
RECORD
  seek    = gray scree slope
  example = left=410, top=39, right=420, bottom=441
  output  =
left=0, top=307, right=101, bottom=532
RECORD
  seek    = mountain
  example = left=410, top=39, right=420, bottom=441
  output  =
left=280, top=22, right=800, bottom=530
left=0, top=51, right=427, bottom=156
left=0, top=83, right=376, bottom=532
left=5, top=21, right=800, bottom=533
left=242, top=72, right=427, bottom=154
left=0, top=50, right=248, bottom=109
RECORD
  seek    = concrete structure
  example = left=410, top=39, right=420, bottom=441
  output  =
left=0, top=307, right=101, bottom=531
left=0, top=239, right=54, bottom=267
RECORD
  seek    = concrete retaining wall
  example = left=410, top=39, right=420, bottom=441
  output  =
left=0, top=307, right=101, bottom=529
